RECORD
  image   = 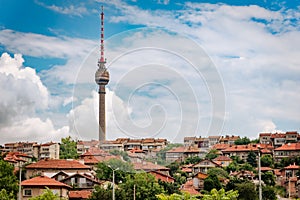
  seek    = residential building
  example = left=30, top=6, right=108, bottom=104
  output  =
left=35, top=142, right=60, bottom=160
left=165, top=146, right=207, bottom=162
left=274, top=142, right=300, bottom=162
left=180, top=179, right=200, bottom=195
left=69, top=190, right=92, bottom=200
left=60, top=173, right=101, bottom=189
left=133, top=161, right=170, bottom=175
left=259, top=133, right=272, bottom=144
left=192, top=172, right=208, bottom=190
left=208, top=136, right=222, bottom=147
left=213, top=155, right=232, bottom=167
left=192, top=159, right=220, bottom=174
left=285, top=131, right=299, bottom=143
left=21, top=175, right=71, bottom=200
left=279, top=164, right=300, bottom=198
left=219, top=135, right=240, bottom=145
left=221, top=144, right=273, bottom=162
left=3, top=142, right=37, bottom=156
left=77, top=140, right=100, bottom=155
left=148, top=171, right=175, bottom=183
left=25, top=159, right=91, bottom=179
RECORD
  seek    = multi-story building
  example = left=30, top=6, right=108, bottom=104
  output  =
left=165, top=146, right=207, bottom=162
left=100, top=138, right=168, bottom=153
left=77, top=140, right=100, bottom=155
left=274, top=142, right=300, bottom=162
left=259, top=131, right=299, bottom=148
left=259, top=133, right=272, bottom=144
left=219, top=135, right=240, bottom=145
left=3, top=142, right=38, bottom=156
left=33, top=142, right=60, bottom=160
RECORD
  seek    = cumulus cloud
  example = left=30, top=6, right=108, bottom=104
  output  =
left=0, top=53, right=69, bottom=143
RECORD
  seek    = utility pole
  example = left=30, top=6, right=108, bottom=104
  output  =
left=258, top=145, right=262, bottom=200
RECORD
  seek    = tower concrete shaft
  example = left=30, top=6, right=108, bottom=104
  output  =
left=98, top=85, right=106, bottom=141
left=95, top=6, right=109, bottom=142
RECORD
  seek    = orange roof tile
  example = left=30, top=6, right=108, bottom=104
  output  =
left=274, top=143, right=300, bottom=151
left=284, top=164, right=300, bottom=170
left=270, top=133, right=285, bottom=138
left=259, top=133, right=272, bottom=137
left=133, top=161, right=169, bottom=171
left=211, top=143, right=230, bottom=150
left=213, top=155, right=232, bottom=161
left=21, top=176, right=71, bottom=188
left=69, top=190, right=92, bottom=198
left=180, top=180, right=200, bottom=195
left=149, top=171, right=175, bottom=183
left=286, top=131, right=298, bottom=135
left=26, top=159, right=90, bottom=169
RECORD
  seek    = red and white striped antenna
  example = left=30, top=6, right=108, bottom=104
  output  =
left=99, top=6, right=106, bottom=65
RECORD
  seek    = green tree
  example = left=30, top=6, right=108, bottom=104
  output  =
left=204, top=174, right=222, bottom=192
left=247, top=151, right=257, bottom=167
left=262, top=186, right=277, bottom=200
left=207, top=168, right=229, bottom=180
left=29, top=187, right=65, bottom=200
left=156, top=192, right=199, bottom=200
left=96, top=158, right=134, bottom=183
left=234, top=137, right=251, bottom=145
left=0, top=159, right=18, bottom=199
left=239, top=163, right=254, bottom=171
left=120, top=172, right=164, bottom=200
left=261, top=155, right=274, bottom=168
left=202, top=188, right=238, bottom=200
left=109, top=149, right=130, bottom=162
left=205, top=149, right=219, bottom=160
left=158, top=179, right=180, bottom=195
left=184, top=156, right=202, bottom=164
left=59, top=136, right=78, bottom=159
left=261, top=171, right=276, bottom=186
left=0, top=189, right=15, bottom=200
left=88, top=184, right=125, bottom=200
left=226, top=161, right=239, bottom=173
left=235, top=182, right=258, bottom=200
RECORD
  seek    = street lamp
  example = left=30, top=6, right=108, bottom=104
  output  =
left=107, top=165, right=119, bottom=200
left=257, top=145, right=262, bottom=200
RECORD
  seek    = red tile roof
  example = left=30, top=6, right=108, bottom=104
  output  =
left=21, top=176, right=71, bottom=188
left=286, top=131, right=298, bottom=135
left=149, top=171, right=175, bottom=183
left=69, top=190, right=92, bottom=198
left=133, top=161, right=169, bottom=171
left=274, top=142, right=300, bottom=151
left=180, top=180, right=200, bottom=195
left=211, top=143, right=230, bottom=150
left=26, top=159, right=90, bottom=169
left=259, top=133, right=272, bottom=137
left=270, top=133, right=285, bottom=138
left=213, top=155, right=232, bottom=161
left=284, top=163, right=300, bottom=170
left=222, top=144, right=272, bottom=152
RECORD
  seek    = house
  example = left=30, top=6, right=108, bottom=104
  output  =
left=259, top=133, right=272, bottom=144
left=270, top=133, right=286, bottom=148
left=100, top=139, right=124, bottom=151
left=274, top=142, right=300, bottom=162
left=180, top=179, right=200, bottom=196
left=211, top=143, right=230, bottom=151
left=221, top=144, right=273, bottom=162
left=213, top=155, right=232, bottom=167
left=77, top=140, right=100, bottom=155
left=3, top=152, right=33, bottom=168
left=60, top=173, right=101, bottom=189
left=25, top=159, right=91, bottom=179
left=285, top=131, right=299, bottom=143
left=33, top=142, right=60, bottom=160
left=21, top=175, right=71, bottom=199
left=279, top=164, right=300, bottom=198
left=133, top=161, right=170, bottom=175
left=180, top=164, right=193, bottom=176
left=192, top=172, right=208, bottom=190
left=208, top=136, right=222, bottom=147
left=69, top=190, right=92, bottom=200
left=219, top=135, right=240, bottom=145
left=192, top=159, right=220, bottom=174
left=165, top=146, right=207, bottom=162
left=3, top=142, right=38, bottom=156
left=148, top=171, right=175, bottom=183
left=229, top=170, right=255, bottom=180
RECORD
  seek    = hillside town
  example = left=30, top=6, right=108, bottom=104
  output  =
left=1, top=131, right=300, bottom=199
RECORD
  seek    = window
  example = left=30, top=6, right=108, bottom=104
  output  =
left=24, top=189, right=32, bottom=196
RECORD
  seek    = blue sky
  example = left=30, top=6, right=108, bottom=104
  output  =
left=0, top=0, right=299, bottom=143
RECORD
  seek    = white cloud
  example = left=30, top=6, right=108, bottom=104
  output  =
left=0, top=53, right=70, bottom=143
left=35, top=1, right=88, bottom=17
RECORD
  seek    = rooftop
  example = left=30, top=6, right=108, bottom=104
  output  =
left=21, top=176, right=71, bottom=188
left=26, top=159, right=90, bottom=169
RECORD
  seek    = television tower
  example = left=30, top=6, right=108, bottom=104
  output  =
left=95, top=6, right=109, bottom=142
